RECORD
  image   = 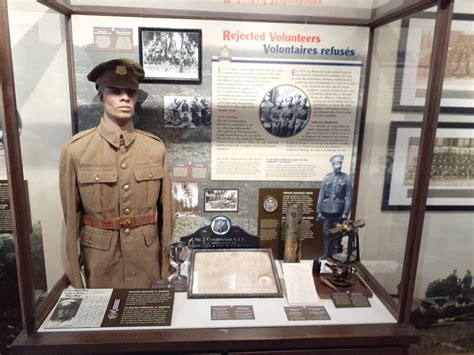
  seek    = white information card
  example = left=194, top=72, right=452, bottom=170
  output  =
left=282, top=262, right=319, bottom=305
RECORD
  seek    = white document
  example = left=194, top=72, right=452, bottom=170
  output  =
left=282, top=262, right=319, bottom=305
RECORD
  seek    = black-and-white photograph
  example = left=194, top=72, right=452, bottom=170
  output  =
left=382, top=121, right=474, bottom=211
left=138, top=27, right=201, bottom=83
left=404, top=137, right=473, bottom=186
left=45, top=298, right=82, bottom=329
left=164, top=96, right=211, bottom=128
left=259, top=85, right=311, bottom=138
left=204, top=189, right=239, bottom=212
left=172, top=182, right=199, bottom=216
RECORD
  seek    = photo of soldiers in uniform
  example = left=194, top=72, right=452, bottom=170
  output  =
left=417, top=27, right=474, bottom=82
left=204, top=189, right=239, bottom=212
left=259, top=85, right=310, bottom=138
left=172, top=182, right=198, bottom=216
left=164, top=96, right=211, bottom=128
left=46, top=298, right=82, bottom=329
left=404, top=137, right=473, bottom=185
left=140, top=28, right=201, bottom=81
left=410, top=269, right=474, bottom=328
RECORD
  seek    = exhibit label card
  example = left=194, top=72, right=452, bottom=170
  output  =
left=332, top=292, right=370, bottom=308
left=284, top=306, right=330, bottom=321
left=93, top=27, right=133, bottom=52
left=0, top=180, right=13, bottom=234
left=43, top=288, right=174, bottom=330
left=282, top=262, right=319, bottom=305
left=211, top=305, right=255, bottom=320
left=211, top=56, right=362, bottom=182
left=171, top=162, right=208, bottom=182
left=101, top=289, right=174, bottom=327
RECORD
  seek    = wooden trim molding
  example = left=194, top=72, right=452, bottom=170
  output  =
left=11, top=322, right=419, bottom=354
left=0, top=0, right=36, bottom=334
left=369, top=0, right=437, bottom=28
left=35, top=275, right=70, bottom=327
left=398, top=0, right=455, bottom=324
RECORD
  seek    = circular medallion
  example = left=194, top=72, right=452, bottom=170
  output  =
left=263, top=195, right=278, bottom=213
left=210, top=216, right=231, bottom=235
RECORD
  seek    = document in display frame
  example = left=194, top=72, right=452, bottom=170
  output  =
left=188, top=248, right=283, bottom=298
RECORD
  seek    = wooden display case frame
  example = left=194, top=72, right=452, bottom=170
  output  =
left=0, top=0, right=455, bottom=353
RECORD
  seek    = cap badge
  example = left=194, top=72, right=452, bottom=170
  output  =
left=116, top=65, right=127, bottom=76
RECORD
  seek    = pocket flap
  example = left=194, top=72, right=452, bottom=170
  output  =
left=77, top=169, right=118, bottom=184
left=80, top=228, right=113, bottom=250
left=133, top=165, right=163, bottom=182
left=142, top=226, right=157, bottom=247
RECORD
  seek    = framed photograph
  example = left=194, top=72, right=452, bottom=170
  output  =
left=138, top=27, right=202, bottom=83
left=393, top=13, right=474, bottom=113
left=204, top=189, right=239, bottom=212
left=164, top=96, right=211, bottom=128
left=188, top=249, right=283, bottom=298
left=382, top=121, right=474, bottom=211
left=172, top=182, right=198, bottom=217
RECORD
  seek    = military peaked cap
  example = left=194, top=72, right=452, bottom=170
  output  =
left=330, top=154, right=344, bottom=163
left=58, top=299, right=79, bottom=307
left=87, top=58, right=144, bottom=90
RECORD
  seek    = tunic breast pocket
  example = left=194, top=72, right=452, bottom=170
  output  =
left=77, top=168, right=118, bottom=213
left=335, top=182, right=346, bottom=197
left=133, top=164, right=163, bottom=208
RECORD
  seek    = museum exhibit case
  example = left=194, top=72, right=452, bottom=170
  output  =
left=1, top=0, right=472, bottom=353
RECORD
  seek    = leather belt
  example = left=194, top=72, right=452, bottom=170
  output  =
left=83, top=212, right=157, bottom=230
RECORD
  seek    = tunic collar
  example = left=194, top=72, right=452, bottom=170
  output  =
left=98, top=119, right=137, bottom=148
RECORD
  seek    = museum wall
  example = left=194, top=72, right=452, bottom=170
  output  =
left=358, top=2, right=474, bottom=299
left=7, top=0, right=72, bottom=290
left=70, top=16, right=370, bottom=273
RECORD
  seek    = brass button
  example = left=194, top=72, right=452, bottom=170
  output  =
left=124, top=208, right=131, bottom=215
left=95, top=175, right=100, bottom=181
left=87, top=239, right=92, bottom=245
left=123, top=228, right=131, bottom=235
left=121, top=163, right=128, bottom=169
left=122, top=184, right=130, bottom=191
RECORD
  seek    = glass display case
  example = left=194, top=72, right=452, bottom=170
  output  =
left=1, top=0, right=471, bottom=353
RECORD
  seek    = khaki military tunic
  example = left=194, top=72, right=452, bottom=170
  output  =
left=59, top=120, right=175, bottom=288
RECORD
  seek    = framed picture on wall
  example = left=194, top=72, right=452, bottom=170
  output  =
left=382, top=121, right=474, bottom=211
left=138, top=27, right=202, bottom=83
left=393, top=13, right=474, bottom=113
left=204, top=189, right=239, bottom=212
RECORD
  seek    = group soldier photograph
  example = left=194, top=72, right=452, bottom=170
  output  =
left=259, top=85, right=310, bottom=138
left=164, top=96, right=211, bottom=128
left=404, top=137, right=473, bottom=185
left=140, top=29, right=200, bottom=80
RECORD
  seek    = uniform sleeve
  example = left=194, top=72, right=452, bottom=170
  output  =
left=59, top=143, right=84, bottom=288
left=316, top=177, right=326, bottom=214
left=343, top=176, right=353, bottom=217
left=158, top=146, right=176, bottom=279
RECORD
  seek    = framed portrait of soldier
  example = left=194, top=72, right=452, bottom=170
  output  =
left=138, top=27, right=202, bottom=83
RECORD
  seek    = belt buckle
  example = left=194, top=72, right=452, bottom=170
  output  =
left=120, top=218, right=133, bottom=229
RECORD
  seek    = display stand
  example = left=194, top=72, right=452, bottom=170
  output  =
left=12, top=263, right=417, bottom=354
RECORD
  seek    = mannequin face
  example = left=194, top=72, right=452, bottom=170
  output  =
left=101, top=87, right=138, bottom=124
